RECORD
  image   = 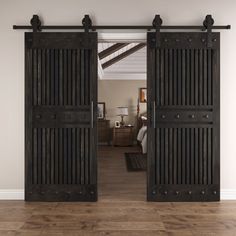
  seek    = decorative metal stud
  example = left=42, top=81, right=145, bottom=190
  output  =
left=175, top=191, right=179, bottom=195
left=90, top=191, right=94, bottom=195
left=152, top=190, right=156, bottom=195
left=164, top=38, right=168, bottom=42
left=164, top=191, right=168, bottom=195
left=175, top=39, right=180, bottom=42
left=201, top=190, right=205, bottom=195
left=204, top=114, right=209, bottom=119
left=213, top=38, right=217, bottom=42
left=188, top=38, right=192, bottom=42
left=188, top=191, right=192, bottom=195
left=67, top=191, right=71, bottom=195
left=201, top=38, right=206, bottom=42
left=213, top=191, right=217, bottom=195
left=79, top=191, right=83, bottom=195
left=176, top=114, right=180, bottom=119
left=161, top=114, right=166, bottom=119
left=36, top=114, right=41, bottom=119
left=151, top=38, right=156, bottom=42
left=55, top=191, right=58, bottom=195
left=191, top=114, right=195, bottom=119
left=41, top=192, right=45, bottom=195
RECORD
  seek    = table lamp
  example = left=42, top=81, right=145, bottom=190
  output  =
left=117, top=107, right=128, bottom=126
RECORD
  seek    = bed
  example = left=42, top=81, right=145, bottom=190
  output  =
left=137, top=113, right=147, bottom=154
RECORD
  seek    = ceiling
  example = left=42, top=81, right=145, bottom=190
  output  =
left=98, top=42, right=146, bottom=80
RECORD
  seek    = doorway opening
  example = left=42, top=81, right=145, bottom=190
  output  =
left=97, top=34, right=147, bottom=201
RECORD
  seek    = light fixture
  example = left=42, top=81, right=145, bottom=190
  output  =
left=116, top=107, right=128, bottom=126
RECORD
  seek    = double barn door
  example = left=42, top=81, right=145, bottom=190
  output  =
left=25, top=31, right=220, bottom=201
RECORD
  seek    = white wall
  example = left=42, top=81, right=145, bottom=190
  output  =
left=0, top=0, right=235, bottom=197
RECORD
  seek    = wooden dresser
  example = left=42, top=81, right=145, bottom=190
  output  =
left=98, top=120, right=110, bottom=145
left=113, top=126, right=133, bottom=146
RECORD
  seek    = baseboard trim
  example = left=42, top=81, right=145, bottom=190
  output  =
left=0, top=189, right=24, bottom=200
left=221, top=189, right=236, bottom=200
left=0, top=189, right=235, bottom=200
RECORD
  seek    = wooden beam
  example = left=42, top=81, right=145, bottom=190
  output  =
left=97, top=57, right=104, bottom=79
left=99, top=43, right=129, bottom=60
left=102, top=43, right=146, bottom=69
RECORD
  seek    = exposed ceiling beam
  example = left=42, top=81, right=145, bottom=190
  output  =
left=97, top=56, right=104, bottom=80
left=99, top=43, right=129, bottom=60
left=102, top=43, right=146, bottom=69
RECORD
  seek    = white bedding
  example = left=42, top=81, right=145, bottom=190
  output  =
left=137, top=126, right=147, bottom=154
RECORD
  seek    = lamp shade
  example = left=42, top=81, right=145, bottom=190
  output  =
left=117, top=107, right=128, bottom=116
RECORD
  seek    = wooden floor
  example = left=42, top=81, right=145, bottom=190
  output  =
left=0, top=146, right=236, bottom=236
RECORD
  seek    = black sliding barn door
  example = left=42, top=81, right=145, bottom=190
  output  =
left=25, top=32, right=97, bottom=201
left=147, top=32, right=220, bottom=201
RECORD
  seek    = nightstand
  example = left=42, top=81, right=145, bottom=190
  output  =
left=113, top=126, right=133, bottom=146
left=98, top=119, right=111, bottom=145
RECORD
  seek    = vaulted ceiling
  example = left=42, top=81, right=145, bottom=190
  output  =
left=98, top=42, right=146, bottom=80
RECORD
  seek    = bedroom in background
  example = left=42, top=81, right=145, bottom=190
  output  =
left=97, top=39, right=148, bottom=201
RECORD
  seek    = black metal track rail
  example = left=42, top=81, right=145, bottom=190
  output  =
left=13, top=25, right=230, bottom=31
left=12, top=14, right=230, bottom=32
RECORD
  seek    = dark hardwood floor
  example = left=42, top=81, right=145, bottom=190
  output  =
left=98, top=146, right=146, bottom=202
left=0, top=146, right=236, bottom=235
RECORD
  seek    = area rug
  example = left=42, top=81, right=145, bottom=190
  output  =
left=124, top=152, right=147, bottom=172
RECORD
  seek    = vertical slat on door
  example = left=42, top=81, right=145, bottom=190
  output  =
left=168, top=128, right=173, bottom=184
left=199, top=50, right=203, bottom=106
left=63, top=128, right=68, bottom=184
left=195, top=128, right=199, bottom=184
left=186, top=128, right=190, bottom=185
left=67, top=128, right=72, bottom=184
left=50, top=50, right=55, bottom=105
left=190, top=49, right=194, bottom=105
left=77, top=128, right=81, bottom=184
left=46, top=128, right=50, bottom=184
left=186, top=50, right=190, bottom=106
left=50, top=128, right=55, bottom=184
left=42, top=128, right=46, bottom=184
left=37, top=128, right=42, bottom=184
left=33, top=128, right=38, bottom=184
left=177, top=49, right=182, bottom=105
left=164, top=49, right=169, bottom=105
left=182, top=50, right=186, bottom=105
left=194, top=50, right=199, bottom=106
left=169, top=49, right=173, bottom=106
left=164, top=129, right=169, bottom=184
left=54, top=128, right=59, bottom=184
left=177, top=128, right=181, bottom=184
left=181, top=128, right=186, bottom=184
left=72, top=128, right=76, bottom=184
left=173, top=50, right=177, bottom=106
left=173, top=128, right=177, bottom=185
left=59, top=128, right=63, bottom=185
